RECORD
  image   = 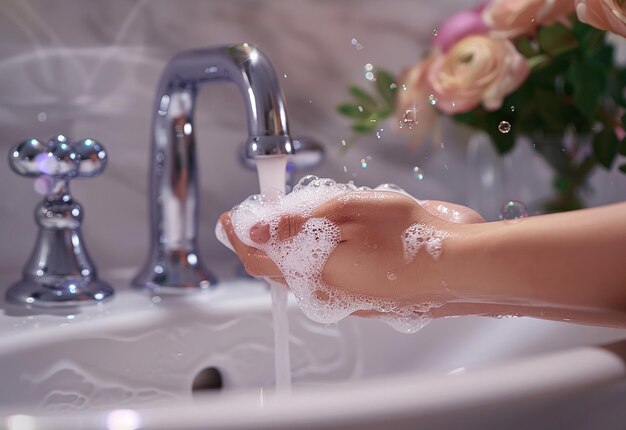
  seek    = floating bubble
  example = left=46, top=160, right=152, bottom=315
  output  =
left=386, top=271, right=397, bottom=281
left=498, top=121, right=511, bottom=134
left=351, top=38, right=363, bottom=50
left=499, top=200, right=528, bottom=220
left=37, top=112, right=47, bottom=122
left=412, top=166, right=424, bottom=181
left=400, top=108, right=418, bottom=130
left=428, top=94, right=437, bottom=106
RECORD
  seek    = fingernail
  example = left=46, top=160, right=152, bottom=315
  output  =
left=250, top=222, right=270, bottom=244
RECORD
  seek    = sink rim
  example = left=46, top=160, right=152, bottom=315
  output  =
left=3, top=340, right=626, bottom=429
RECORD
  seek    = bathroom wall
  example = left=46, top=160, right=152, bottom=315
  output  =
left=1, top=0, right=625, bottom=281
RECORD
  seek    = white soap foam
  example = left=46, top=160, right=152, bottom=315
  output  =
left=402, top=223, right=450, bottom=263
left=225, top=176, right=442, bottom=334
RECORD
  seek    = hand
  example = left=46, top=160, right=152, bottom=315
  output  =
left=219, top=190, right=483, bottom=305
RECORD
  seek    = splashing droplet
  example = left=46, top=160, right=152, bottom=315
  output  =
left=499, top=200, right=528, bottom=220
left=361, top=159, right=368, bottom=169
left=428, top=94, right=438, bottom=106
left=412, top=166, right=424, bottom=181
left=510, top=105, right=516, bottom=112
left=340, top=139, right=347, bottom=147
left=357, top=106, right=364, bottom=113
left=432, top=28, right=439, bottom=37
left=283, top=74, right=288, bottom=78
left=400, top=108, right=418, bottom=130
left=498, top=121, right=511, bottom=134
left=389, top=83, right=397, bottom=90
left=351, top=38, right=364, bottom=50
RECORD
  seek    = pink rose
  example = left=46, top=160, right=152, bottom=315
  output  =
left=483, top=0, right=576, bottom=38
left=576, top=0, right=626, bottom=38
left=434, top=9, right=489, bottom=52
left=427, top=35, right=529, bottom=114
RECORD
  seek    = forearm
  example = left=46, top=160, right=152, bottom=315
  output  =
left=442, top=203, right=626, bottom=323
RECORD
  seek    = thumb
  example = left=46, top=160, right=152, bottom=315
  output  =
left=249, top=214, right=308, bottom=244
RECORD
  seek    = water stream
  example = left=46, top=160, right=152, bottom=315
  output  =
left=255, top=156, right=292, bottom=394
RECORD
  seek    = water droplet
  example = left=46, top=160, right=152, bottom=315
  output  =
left=428, top=94, right=437, bottom=106
left=499, top=200, right=528, bottom=220
left=432, top=28, right=439, bottom=37
left=386, top=271, right=397, bottom=281
left=498, top=121, right=511, bottom=134
left=401, top=108, right=418, bottom=130
left=351, top=38, right=363, bottom=50
left=402, top=84, right=407, bottom=91
left=510, top=105, right=516, bottom=112
left=37, top=112, right=47, bottom=122
left=440, top=141, right=445, bottom=149
left=343, top=165, right=348, bottom=173
left=341, top=139, right=347, bottom=147
left=283, top=73, right=287, bottom=78
left=389, top=83, right=397, bottom=90
left=357, top=105, right=364, bottom=113
left=412, top=166, right=424, bottom=181
left=360, top=158, right=368, bottom=169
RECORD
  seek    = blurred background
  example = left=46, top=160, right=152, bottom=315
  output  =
left=1, top=0, right=625, bottom=281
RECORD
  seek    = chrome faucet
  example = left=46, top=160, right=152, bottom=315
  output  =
left=133, top=43, right=294, bottom=293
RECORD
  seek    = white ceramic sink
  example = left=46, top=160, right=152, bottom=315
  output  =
left=1, top=269, right=626, bottom=429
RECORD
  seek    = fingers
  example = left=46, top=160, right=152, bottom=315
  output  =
left=218, top=213, right=283, bottom=277
left=249, top=214, right=308, bottom=245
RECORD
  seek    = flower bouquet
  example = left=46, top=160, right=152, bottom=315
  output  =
left=338, top=0, right=626, bottom=212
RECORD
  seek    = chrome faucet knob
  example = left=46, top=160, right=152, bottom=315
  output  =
left=6, top=135, right=114, bottom=307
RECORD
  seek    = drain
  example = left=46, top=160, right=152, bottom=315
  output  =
left=192, top=367, right=223, bottom=393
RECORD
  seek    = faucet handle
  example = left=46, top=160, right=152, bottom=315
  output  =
left=6, top=134, right=114, bottom=307
left=9, top=135, right=107, bottom=181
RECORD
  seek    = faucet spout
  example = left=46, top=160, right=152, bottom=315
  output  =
left=134, top=43, right=294, bottom=293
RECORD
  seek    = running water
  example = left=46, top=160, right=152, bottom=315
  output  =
left=255, top=156, right=292, bottom=394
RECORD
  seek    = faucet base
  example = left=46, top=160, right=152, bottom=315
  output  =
left=133, top=250, right=217, bottom=294
left=6, top=278, right=114, bottom=307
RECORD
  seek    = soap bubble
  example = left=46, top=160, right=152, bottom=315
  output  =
left=412, top=166, right=424, bottom=181
left=498, top=121, right=511, bottom=134
left=399, top=108, right=417, bottom=130
left=499, top=200, right=528, bottom=220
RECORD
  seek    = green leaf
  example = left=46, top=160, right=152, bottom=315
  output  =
left=538, top=24, right=578, bottom=56
left=337, top=103, right=369, bottom=119
left=527, top=55, right=550, bottom=71
left=351, top=122, right=377, bottom=133
left=568, top=60, right=607, bottom=119
left=593, top=128, right=618, bottom=168
left=619, top=164, right=626, bottom=174
left=514, top=37, right=538, bottom=58
left=375, top=69, right=397, bottom=107
left=348, top=86, right=378, bottom=110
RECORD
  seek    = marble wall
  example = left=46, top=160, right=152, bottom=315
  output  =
left=1, top=0, right=625, bottom=280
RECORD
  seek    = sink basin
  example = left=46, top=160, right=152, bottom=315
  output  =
left=1, top=269, right=626, bottom=429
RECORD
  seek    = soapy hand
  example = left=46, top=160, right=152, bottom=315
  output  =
left=219, top=191, right=483, bottom=304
